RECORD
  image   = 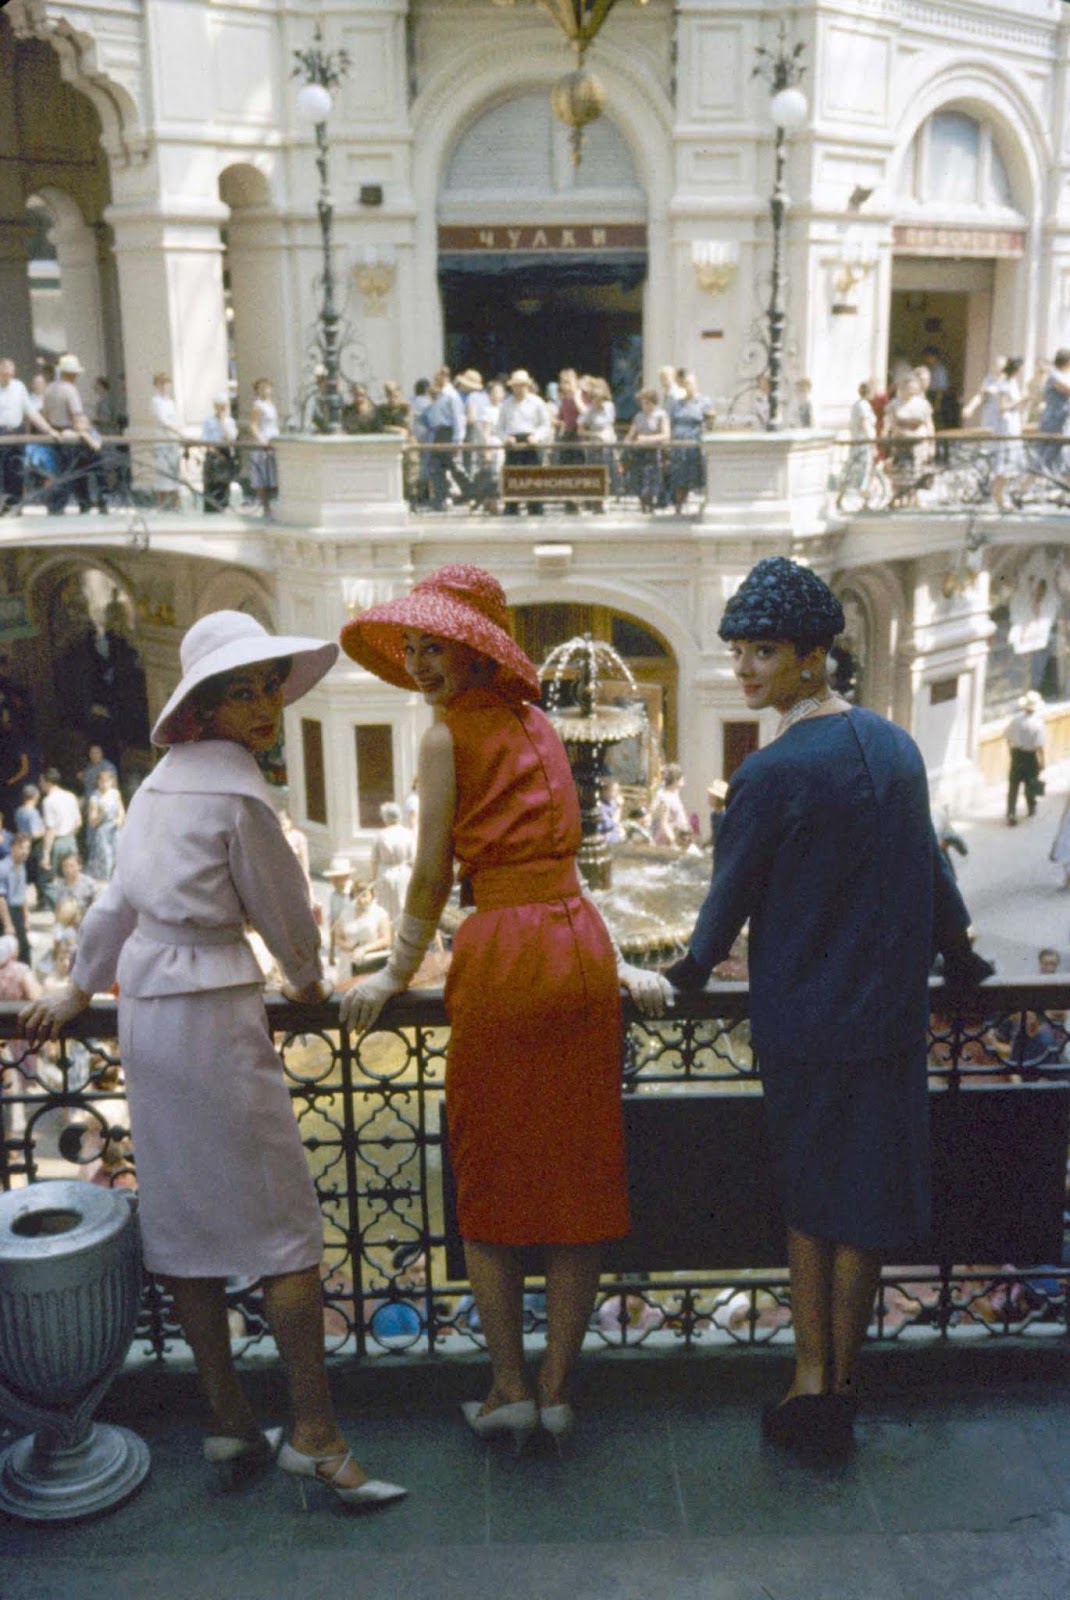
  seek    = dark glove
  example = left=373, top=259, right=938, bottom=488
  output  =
left=940, top=934, right=995, bottom=1006
left=662, top=952, right=709, bottom=991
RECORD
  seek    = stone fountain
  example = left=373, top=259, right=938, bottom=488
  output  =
left=539, top=634, right=646, bottom=892
left=539, top=636, right=722, bottom=965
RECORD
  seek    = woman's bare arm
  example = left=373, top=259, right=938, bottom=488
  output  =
left=404, top=720, right=457, bottom=922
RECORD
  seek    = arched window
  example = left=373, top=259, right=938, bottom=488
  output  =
left=899, top=110, right=1018, bottom=214
left=443, top=92, right=643, bottom=202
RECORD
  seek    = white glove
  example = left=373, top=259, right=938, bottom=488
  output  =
left=617, top=958, right=675, bottom=1019
left=339, top=912, right=438, bottom=1035
left=580, top=882, right=674, bottom=1019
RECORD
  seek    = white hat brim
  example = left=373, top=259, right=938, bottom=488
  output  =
left=152, top=634, right=338, bottom=746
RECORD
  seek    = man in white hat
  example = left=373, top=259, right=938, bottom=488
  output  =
left=1005, top=689, right=1046, bottom=825
left=500, top=369, right=551, bottom=517
left=41, top=353, right=102, bottom=514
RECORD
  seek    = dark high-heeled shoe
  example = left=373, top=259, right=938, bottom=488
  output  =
left=760, top=1395, right=854, bottom=1463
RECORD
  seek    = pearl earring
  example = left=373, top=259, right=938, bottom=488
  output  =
left=800, top=670, right=812, bottom=682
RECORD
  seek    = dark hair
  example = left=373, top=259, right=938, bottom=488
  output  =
left=1005, top=356, right=1024, bottom=378
left=43, top=767, right=62, bottom=785
left=1055, top=349, right=1070, bottom=370
left=414, top=378, right=430, bottom=396
left=187, top=657, right=292, bottom=719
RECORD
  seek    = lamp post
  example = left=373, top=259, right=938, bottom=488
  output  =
left=293, top=26, right=351, bottom=435
left=753, top=26, right=807, bottom=431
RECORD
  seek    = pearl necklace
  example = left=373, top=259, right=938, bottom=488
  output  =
left=776, top=690, right=847, bottom=738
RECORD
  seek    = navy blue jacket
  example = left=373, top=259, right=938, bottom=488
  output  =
left=685, top=707, right=971, bottom=1063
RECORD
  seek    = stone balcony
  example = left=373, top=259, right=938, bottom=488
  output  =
left=4, top=983, right=1070, bottom=1595
left=5, top=1343, right=1070, bottom=1600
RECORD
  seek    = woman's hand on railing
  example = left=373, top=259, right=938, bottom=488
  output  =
left=339, top=967, right=407, bottom=1036
left=618, top=962, right=675, bottom=1019
left=280, top=978, right=332, bottom=1006
left=19, top=982, right=91, bottom=1046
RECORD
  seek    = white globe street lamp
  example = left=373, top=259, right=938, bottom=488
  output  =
left=292, top=27, right=350, bottom=434
left=753, top=27, right=808, bottom=429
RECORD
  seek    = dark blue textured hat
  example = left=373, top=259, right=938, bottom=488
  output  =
left=718, top=557, right=845, bottom=650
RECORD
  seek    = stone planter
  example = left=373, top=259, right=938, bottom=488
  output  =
left=0, top=1180, right=149, bottom=1521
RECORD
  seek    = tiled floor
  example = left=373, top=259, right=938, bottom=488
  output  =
left=4, top=1349, right=1070, bottom=1600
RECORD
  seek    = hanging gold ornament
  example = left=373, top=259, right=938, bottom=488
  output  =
left=551, top=66, right=607, bottom=166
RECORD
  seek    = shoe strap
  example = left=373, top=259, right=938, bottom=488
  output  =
left=317, top=1449, right=353, bottom=1486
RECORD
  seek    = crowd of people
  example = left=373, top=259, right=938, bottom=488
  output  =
left=844, top=345, right=1070, bottom=508
left=8, top=554, right=992, bottom=1505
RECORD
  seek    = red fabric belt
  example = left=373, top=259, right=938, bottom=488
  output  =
left=465, top=858, right=581, bottom=911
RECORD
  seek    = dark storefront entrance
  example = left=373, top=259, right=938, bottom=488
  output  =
left=438, top=225, right=646, bottom=419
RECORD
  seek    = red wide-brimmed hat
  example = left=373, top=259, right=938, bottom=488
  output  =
left=340, top=564, right=540, bottom=702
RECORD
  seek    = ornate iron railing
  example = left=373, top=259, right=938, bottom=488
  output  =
left=830, top=431, right=1070, bottom=515
left=402, top=438, right=709, bottom=515
left=0, top=430, right=262, bottom=520
left=2, top=983, right=1068, bottom=1363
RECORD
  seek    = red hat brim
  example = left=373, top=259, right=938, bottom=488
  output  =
left=340, top=591, right=541, bottom=702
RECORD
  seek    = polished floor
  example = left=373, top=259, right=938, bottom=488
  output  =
left=4, top=1347, right=1070, bottom=1600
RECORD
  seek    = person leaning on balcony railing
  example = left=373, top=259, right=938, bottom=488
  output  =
left=0, top=355, right=57, bottom=516
left=663, top=557, right=994, bottom=1466
left=19, top=610, right=407, bottom=1511
left=339, top=564, right=673, bottom=1450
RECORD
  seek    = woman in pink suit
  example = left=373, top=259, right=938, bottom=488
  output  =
left=21, top=611, right=404, bottom=1510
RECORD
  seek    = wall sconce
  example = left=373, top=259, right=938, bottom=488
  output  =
left=353, top=247, right=395, bottom=316
left=830, top=238, right=877, bottom=314
left=691, top=240, right=739, bottom=295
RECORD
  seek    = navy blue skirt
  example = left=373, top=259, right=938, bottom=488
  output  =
left=758, top=1051, right=931, bottom=1254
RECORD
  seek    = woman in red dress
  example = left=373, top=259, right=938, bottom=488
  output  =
left=341, top=565, right=670, bottom=1447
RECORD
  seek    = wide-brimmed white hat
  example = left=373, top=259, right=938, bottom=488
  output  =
left=57, top=353, right=84, bottom=376
left=152, top=610, right=338, bottom=746
left=508, top=369, right=532, bottom=387
left=1020, top=690, right=1042, bottom=711
left=324, top=854, right=351, bottom=879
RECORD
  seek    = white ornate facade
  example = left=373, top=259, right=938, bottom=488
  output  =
left=3, top=0, right=1070, bottom=865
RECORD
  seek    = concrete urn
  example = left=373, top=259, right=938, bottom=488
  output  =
left=0, top=1179, right=150, bottom=1521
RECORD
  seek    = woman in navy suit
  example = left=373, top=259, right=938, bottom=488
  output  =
left=666, top=557, right=991, bottom=1460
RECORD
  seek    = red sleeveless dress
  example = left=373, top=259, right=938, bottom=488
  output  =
left=442, top=687, right=629, bottom=1245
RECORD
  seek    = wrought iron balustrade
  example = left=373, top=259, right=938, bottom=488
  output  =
left=0, top=430, right=263, bottom=520
left=831, top=430, right=1070, bottom=515
left=402, top=437, right=709, bottom=516
left=2, top=982, right=1068, bottom=1363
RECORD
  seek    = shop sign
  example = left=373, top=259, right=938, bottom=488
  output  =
left=0, top=594, right=36, bottom=643
left=503, top=464, right=609, bottom=499
left=438, top=224, right=648, bottom=253
left=892, top=224, right=1025, bottom=259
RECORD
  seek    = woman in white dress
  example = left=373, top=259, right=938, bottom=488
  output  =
left=150, top=372, right=184, bottom=510
left=992, top=355, right=1026, bottom=511
left=333, top=881, right=392, bottom=978
left=21, top=610, right=404, bottom=1511
left=371, top=801, right=415, bottom=921
left=85, top=767, right=125, bottom=882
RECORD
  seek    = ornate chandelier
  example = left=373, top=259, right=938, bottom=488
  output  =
left=494, top=0, right=649, bottom=165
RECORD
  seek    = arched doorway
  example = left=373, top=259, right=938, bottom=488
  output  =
left=889, top=108, right=1029, bottom=422
left=438, top=93, right=647, bottom=413
left=511, top=601, right=677, bottom=770
left=0, top=19, right=121, bottom=390
left=26, top=561, right=149, bottom=781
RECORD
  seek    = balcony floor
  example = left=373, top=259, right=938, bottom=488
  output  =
left=4, top=1347, right=1070, bottom=1600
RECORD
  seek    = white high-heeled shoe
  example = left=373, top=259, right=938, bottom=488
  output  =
left=460, top=1398, right=538, bottom=1452
left=203, top=1425, right=283, bottom=1488
left=277, top=1441, right=407, bottom=1509
left=539, top=1403, right=576, bottom=1441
